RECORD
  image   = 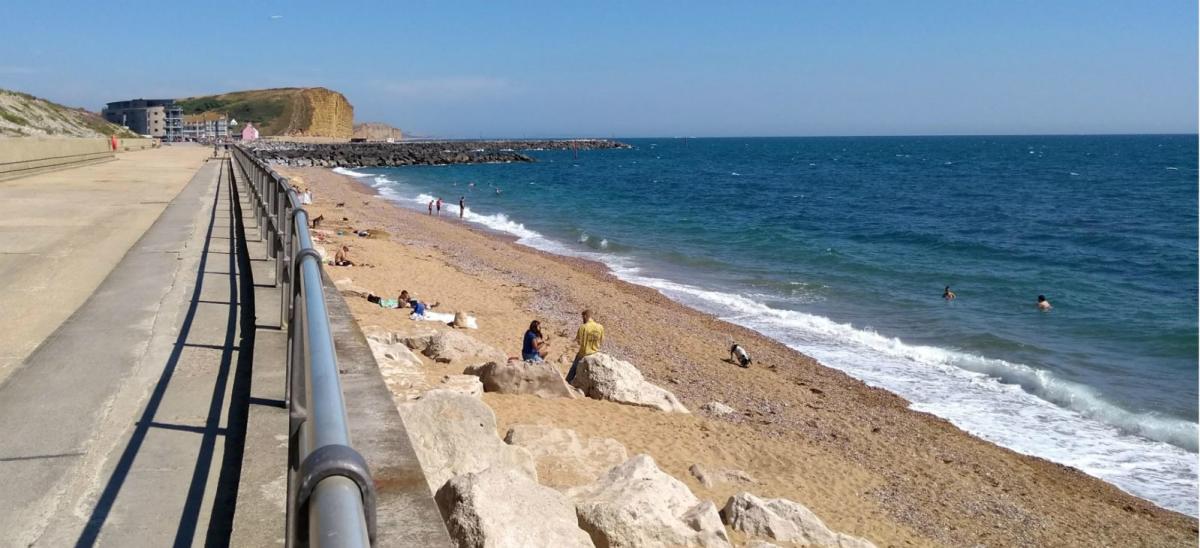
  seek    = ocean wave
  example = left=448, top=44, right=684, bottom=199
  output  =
left=331, top=167, right=373, bottom=178
left=364, top=175, right=1198, bottom=516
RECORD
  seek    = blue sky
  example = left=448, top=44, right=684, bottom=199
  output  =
left=0, top=1, right=1195, bottom=137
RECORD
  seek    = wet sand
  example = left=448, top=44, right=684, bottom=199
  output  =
left=282, top=166, right=1197, bottom=547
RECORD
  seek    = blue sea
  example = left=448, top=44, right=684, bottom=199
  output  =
left=337, top=135, right=1198, bottom=515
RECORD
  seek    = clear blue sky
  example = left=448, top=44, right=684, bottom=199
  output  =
left=1, top=1, right=1195, bottom=137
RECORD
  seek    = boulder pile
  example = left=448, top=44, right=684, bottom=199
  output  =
left=245, top=139, right=632, bottom=168
left=363, top=325, right=869, bottom=547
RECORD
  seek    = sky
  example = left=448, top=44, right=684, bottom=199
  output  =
left=0, top=1, right=1195, bottom=138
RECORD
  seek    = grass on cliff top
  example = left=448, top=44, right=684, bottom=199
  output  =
left=177, top=87, right=316, bottom=135
left=0, top=88, right=138, bottom=137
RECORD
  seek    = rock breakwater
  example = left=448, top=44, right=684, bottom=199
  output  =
left=245, top=139, right=630, bottom=168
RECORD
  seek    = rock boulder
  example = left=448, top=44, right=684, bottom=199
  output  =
left=567, top=455, right=730, bottom=547
left=398, top=391, right=536, bottom=493
left=435, top=467, right=594, bottom=548
left=571, top=353, right=689, bottom=413
left=420, top=331, right=507, bottom=367
left=503, top=425, right=628, bottom=488
left=720, top=492, right=874, bottom=548
left=464, top=360, right=576, bottom=399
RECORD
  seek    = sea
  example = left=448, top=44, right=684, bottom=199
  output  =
left=335, top=135, right=1198, bottom=516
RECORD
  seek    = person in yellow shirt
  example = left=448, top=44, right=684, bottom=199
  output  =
left=566, top=309, right=604, bottom=382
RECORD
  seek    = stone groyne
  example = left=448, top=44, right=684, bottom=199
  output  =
left=245, top=139, right=630, bottom=168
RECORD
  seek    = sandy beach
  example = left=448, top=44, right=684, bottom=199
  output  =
left=282, top=166, right=1197, bottom=547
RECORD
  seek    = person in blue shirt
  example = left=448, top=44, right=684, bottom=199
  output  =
left=408, top=298, right=427, bottom=319
left=522, top=320, right=547, bottom=362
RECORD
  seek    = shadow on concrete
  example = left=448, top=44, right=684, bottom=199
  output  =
left=75, top=160, right=254, bottom=548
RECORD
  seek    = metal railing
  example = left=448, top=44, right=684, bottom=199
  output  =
left=230, top=145, right=376, bottom=548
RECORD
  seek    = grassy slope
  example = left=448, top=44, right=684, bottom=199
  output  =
left=0, top=89, right=138, bottom=138
left=176, top=88, right=309, bottom=136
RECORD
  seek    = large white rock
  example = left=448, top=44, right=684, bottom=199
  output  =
left=465, top=360, right=576, bottom=399
left=571, top=353, right=689, bottom=413
left=503, top=425, right=628, bottom=488
left=720, top=492, right=875, bottom=548
left=437, top=374, right=484, bottom=398
left=367, top=336, right=429, bottom=401
left=567, top=455, right=730, bottom=547
left=398, top=391, right=537, bottom=493
left=420, top=330, right=508, bottom=367
left=435, top=467, right=595, bottom=548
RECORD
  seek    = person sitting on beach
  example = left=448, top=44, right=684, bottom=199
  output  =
left=522, top=320, right=548, bottom=362
left=408, top=297, right=430, bottom=319
left=730, top=343, right=752, bottom=368
left=333, top=245, right=354, bottom=266
left=1037, top=294, right=1052, bottom=311
left=566, top=310, right=604, bottom=382
left=943, top=286, right=956, bottom=301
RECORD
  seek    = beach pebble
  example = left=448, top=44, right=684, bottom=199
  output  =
left=435, top=466, right=594, bottom=548
left=701, top=401, right=736, bottom=416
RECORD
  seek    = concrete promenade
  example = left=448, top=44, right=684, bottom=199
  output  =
left=0, top=145, right=211, bottom=382
left=0, top=152, right=268, bottom=545
left=0, top=147, right=447, bottom=546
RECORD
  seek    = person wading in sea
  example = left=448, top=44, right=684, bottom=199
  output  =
left=459, top=196, right=466, bottom=218
left=1037, top=294, right=1052, bottom=311
left=943, top=286, right=956, bottom=300
left=436, top=197, right=443, bottom=215
left=567, top=310, right=604, bottom=382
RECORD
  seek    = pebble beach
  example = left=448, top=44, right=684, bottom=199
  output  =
left=282, top=165, right=1198, bottom=547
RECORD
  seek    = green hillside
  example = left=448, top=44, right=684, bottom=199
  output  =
left=0, top=89, right=138, bottom=138
left=176, top=87, right=353, bottom=137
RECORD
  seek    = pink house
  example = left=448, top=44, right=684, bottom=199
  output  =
left=241, top=122, right=260, bottom=141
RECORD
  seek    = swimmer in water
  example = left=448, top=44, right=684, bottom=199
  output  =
left=1037, top=294, right=1052, bottom=311
left=943, top=286, right=956, bottom=301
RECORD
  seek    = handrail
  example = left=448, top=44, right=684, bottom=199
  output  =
left=229, top=144, right=375, bottom=548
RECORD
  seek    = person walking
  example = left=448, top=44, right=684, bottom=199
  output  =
left=566, top=310, right=604, bottom=382
left=459, top=196, right=466, bottom=218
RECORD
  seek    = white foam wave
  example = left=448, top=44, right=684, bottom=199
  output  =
left=365, top=176, right=1198, bottom=516
left=332, top=167, right=372, bottom=178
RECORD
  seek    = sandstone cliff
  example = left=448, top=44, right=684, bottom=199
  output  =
left=352, top=122, right=404, bottom=141
left=177, top=87, right=354, bottom=138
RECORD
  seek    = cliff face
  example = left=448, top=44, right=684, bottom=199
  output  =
left=352, top=122, right=404, bottom=141
left=177, top=87, right=354, bottom=138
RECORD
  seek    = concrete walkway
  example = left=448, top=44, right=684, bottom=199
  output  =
left=0, top=154, right=269, bottom=546
left=0, top=145, right=211, bottom=383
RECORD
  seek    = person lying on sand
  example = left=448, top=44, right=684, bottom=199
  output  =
left=730, top=343, right=752, bottom=368
left=366, top=289, right=438, bottom=310
left=522, top=320, right=548, bottom=362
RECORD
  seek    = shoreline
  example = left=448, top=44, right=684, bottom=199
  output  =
left=283, top=165, right=1197, bottom=546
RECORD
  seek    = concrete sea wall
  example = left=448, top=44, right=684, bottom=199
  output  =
left=0, top=137, right=156, bottom=181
